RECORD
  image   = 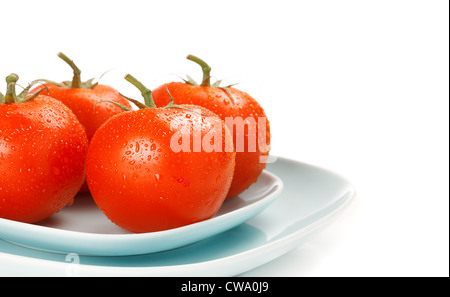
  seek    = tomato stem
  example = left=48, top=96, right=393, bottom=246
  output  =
left=4, top=74, right=19, bottom=104
left=34, top=53, right=98, bottom=89
left=124, top=74, right=156, bottom=108
left=57, top=52, right=82, bottom=88
left=122, top=74, right=206, bottom=115
left=1, top=74, right=44, bottom=104
left=186, top=55, right=211, bottom=87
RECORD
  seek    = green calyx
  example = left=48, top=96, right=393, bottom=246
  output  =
left=185, top=55, right=212, bottom=87
left=36, top=52, right=99, bottom=89
left=184, top=54, right=237, bottom=103
left=123, top=74, right=156, bottom=109
left=95, top=74, right=205, bottom=115
left=94, top=74, right=148, bottom=111
left=122, top=74, right=199, bottom=112
left=0, top=74, right=45, bottom=104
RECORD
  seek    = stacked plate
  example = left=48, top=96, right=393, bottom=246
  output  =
left=0, top=156, right=355, bottom=276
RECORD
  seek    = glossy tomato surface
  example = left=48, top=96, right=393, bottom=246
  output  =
left=34, top=84, right=132, bottom=141
left=152, top=82, right=270, bottom=198
left=86, top=105, right=235, bottom=233
left=0, top=96, right=89, bottom=223
left=31, top=84, right=132, bottom=193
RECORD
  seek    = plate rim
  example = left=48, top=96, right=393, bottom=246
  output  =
left=0, top=156, right=356, bottom=276
left=0, top=170, right=283, bottom=255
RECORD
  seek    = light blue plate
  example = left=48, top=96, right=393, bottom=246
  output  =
left=0, top=170, right=283, bottom=256
left=0, top=156, right=355, bottom=276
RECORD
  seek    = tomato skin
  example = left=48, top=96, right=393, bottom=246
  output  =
left=32, top=84, right=132, bottom=141
left=86, top=105, right=235, bottom=233
left=152, top=82, right=270, bottom=198
left=0, top=96, right=89, bottom=223
left=30, top=84, right=132, bottom=192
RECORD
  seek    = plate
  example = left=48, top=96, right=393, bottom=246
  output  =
left=0, top=156, right=355, bottom=276
left=0, top=171, right=283, bottom=256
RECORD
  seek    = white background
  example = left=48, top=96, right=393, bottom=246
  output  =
left=1, top=0, right=448, bottom=277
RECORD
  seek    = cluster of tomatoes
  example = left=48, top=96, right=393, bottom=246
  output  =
left=0, top=53, right=270, bottom=233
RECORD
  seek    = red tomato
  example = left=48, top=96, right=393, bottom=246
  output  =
left=34, top=84, right=131, bottom=141
left=152, top=55, right=271, bottom=198
left=86, top=75, right=235, bottom=233
left=31, top=53, right=132, bottom=141
left=0, top=74, right=89, bottom=223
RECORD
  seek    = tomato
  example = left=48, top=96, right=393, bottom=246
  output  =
left=152, top=55, right=271, bottom=199
left=34, top=84, right=131, bottom=141
left=0, top=74, right=89, bottom=223
left=30, top=52, right=131, bottom=192
left=86, top=74, right=235, bottom=233
left=31, top=52, right=132, bottom=141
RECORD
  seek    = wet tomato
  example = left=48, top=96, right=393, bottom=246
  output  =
left=0, top=74, right=88, bottom=223
left=31, top=53, right=131, bottom=141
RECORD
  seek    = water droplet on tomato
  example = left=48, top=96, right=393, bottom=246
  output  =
left=150, top=143, right=156, bottom=151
